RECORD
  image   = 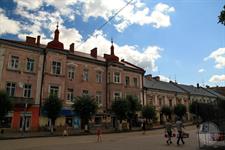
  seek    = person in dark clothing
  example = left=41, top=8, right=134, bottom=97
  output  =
left=142, top=121, right=146, bottom=134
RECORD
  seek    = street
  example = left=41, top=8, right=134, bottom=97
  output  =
left=0, top=126, right=200, bottom=150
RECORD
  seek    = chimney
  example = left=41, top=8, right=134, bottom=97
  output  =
left=26, top=36, right=36, bottom=45
left=197, top=83, right=200, bottom=88
left=145, top=74, right=152, bottom=80
left=153, top=76, right=160, bottom=81
left=91, top=47, right=97, bottom=58
left=69, top=43, right=74, bottom=53
left=36, top=35, right=40, bottom=46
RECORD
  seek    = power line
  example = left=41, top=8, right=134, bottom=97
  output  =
left=75, top=0, right=134, bottom=49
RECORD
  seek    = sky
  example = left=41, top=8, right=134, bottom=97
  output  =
left=0, top=0, right=225, bottom=87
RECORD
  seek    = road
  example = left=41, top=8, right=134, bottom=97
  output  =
left=0, top=126, right=199, bottom=150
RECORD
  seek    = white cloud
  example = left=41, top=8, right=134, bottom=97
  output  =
left=209, top=74, right=225, bottom=83
left=78, top=30, right=162, bottom=72
left=0, top=8, right=20, bottom=35
left=13, top=0, right=43, bottom=10
left=198, top=68, right=205, bottom=73
left=158, top=75, right=170, bottom=82
left=79, top=0, right=175, bottom=32
left=204, top=48, right=225, bottom=69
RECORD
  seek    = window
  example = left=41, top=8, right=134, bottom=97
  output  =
left=82, top=90, right=89, bottom=96
left=6, top=82, right=16, bottom=96
left=96, top=92, right=102, bottom=107
left=68, top=66, right=75, bottom=80
left=83, top=69, right=88, bottom=81
left=9, top=56, right=19, bottom=69
left=96, top=71, right=102, bottom=83
left=133, top=77, right=138, bottom=87
left=114, top=72, right=120, bottom=83
left=52, top=61, right=61, bottom=75
left=67, top=89, right=74, bottom=101
left=169, top=99, right=172, bottom=107
left=125, top=76, right=130, bottom=86
left=26, top=58, right=34, bottom=72
left=23, top=84, right=32, bottom=98
left=50, top=86, right=59, bottom=97
left=159, top=98, right=162, bottom=106
left=114, top=92, right=121, bottom=101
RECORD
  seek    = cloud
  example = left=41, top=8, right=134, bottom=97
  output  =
left=80, top=0, right=175, bottom=32
left=13, top=0, right=43, bottom=10
left=77, top=30, right=162, bottom=72
left=198, top=68, right=205, bottom=73
left=204, top=48, right=225, bottom=69
left=0, top=8, right=20, bottom=35
left=209, top=74, right=225, bottom=83
left=158, top=75, right=170, bottom=82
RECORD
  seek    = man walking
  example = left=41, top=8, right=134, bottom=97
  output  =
left=176, top=118, right=185, bottom=145
left=165, top=119, right=173, bottom=145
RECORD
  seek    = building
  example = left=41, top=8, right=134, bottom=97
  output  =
left=144, top=75, right=189, bottom=122
left=0, top=25, right=144, bottom=130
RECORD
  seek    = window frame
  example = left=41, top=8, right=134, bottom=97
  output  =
left=23, top=84, right=32, bottom=98
left=26, top=58, right=35, bottom=72
left=113, top=72, right=120, bottom=83
left=52, top=61, right=61, bottom=75
left=6, top=82, right=16, bottom=97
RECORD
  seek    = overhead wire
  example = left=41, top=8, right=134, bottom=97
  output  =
left=75, top=0, right=134, bottom=49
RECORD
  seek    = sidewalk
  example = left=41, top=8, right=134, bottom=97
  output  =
left=0, top=122, right=194, bottom=140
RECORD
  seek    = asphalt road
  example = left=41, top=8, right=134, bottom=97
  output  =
left=0, top=126, right=200, bottom=150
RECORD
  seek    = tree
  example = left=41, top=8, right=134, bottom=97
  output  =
left=72, top=95, right=97, bottom=129
left=218, top=5, right=225, bottom=26
left=43, top=94, right=62, bottom=132
left=126, top=95, right=142, bottom=129
left=111, top=98, right=129, bottom=123
left=160, top=105, right=172, bottom=120
left=0, top=90, right=12, bottom=127
left=142, top=106, right=156, bottom=122
left=174, top=104, right=187, bottom=119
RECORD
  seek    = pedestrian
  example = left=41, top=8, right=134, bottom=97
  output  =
left=164, top=119, right=173, bottom=145
left=142, top=120, right=146, bottom=134
left=176, top=117, right=185, bottom=145
left=96, top=127, right=102, bottom=142
left=63, top=124, right=68, bottom=136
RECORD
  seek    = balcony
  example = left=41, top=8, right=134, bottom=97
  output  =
left=10, top=97, right=34, bottom=106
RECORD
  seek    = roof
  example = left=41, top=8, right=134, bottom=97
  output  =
left=144, top=78, right=186, bottom=93
left=174, top=84, right=216, bottom=97
left=204, top=88, right=225, bottom=100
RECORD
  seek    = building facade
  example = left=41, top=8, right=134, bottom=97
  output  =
left=0, top=26, right=144, bottom=130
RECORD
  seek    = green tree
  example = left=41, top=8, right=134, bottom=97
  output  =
left=72, top=95, right=98, bottom=129
left=160, top=105, right=172, bottom=120
left=142, top=106, right=156, bottom=122
left=126, top=95, right=141, bottom=129
left=111, top=98, right=129, bottom=123
left=43, top=94, right=62, bottom=132
left=218, top=5, right=225, bottom=26
left=0, top=90, right=12, bottom=127
left=174, top=104, right=187, bottom=119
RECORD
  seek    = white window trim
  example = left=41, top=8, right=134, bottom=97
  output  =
left=48, top=85, right=61, bottom=98
left=113, top=72, right=121, bottom=83
left=113, top=91, right=121, bottom=100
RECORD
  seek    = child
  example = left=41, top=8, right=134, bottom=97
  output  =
left=96, top=127, right=102, bottom=142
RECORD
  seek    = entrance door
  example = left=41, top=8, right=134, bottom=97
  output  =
left=20, top=116, right=31, bottom=131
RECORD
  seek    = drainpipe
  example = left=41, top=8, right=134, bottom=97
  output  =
left=39, top=48, right=47, bottom=115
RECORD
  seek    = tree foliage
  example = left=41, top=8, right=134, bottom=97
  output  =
left=160, top=105, right=172, bottom=120
left=142, top=106, right=156, bottom=121
left=111, top=98, right=129, bottom=123
left=218, top=5, right=225, bottom=26
left=0, top=90, right=12, bottom=126
left=127, top=95, right=142, bottom=118
left=43, top=94, right=62, bottom=126
left=72, top=95, right=98, bottom=128
left=174, top=104, right=187, bottom=118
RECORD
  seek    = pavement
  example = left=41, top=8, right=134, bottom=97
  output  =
left=0, top=125, right=200, bottom=150
left=0, top=122, right=194, bottom=140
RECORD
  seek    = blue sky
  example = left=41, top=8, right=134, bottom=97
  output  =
left=0, top=0, right=224, bottom=86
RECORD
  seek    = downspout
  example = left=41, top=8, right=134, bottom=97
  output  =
left=142, top=73, right=145, bottom=106
left=106, top=63, right=108, bottom=111
left=39, top=48, right=46, bottom=115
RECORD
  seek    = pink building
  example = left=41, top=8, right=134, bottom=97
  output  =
left=0, top=26, right=145, bottom=130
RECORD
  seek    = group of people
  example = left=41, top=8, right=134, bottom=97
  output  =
left=164, top=118, right=186, bottom=146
